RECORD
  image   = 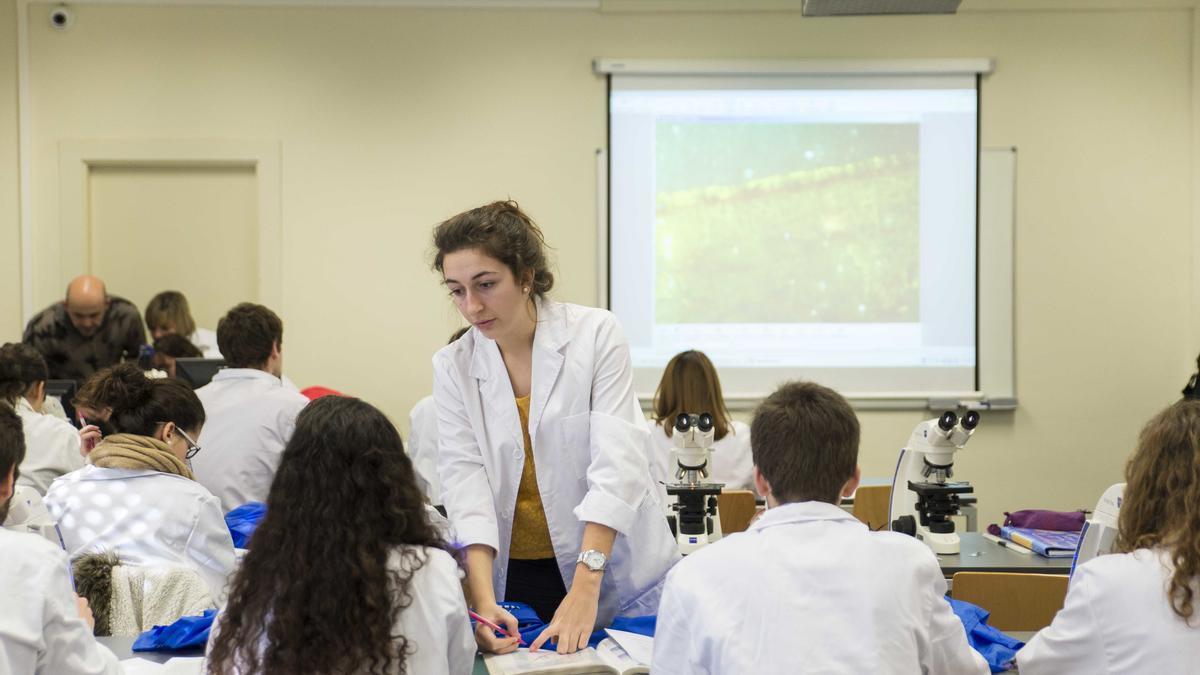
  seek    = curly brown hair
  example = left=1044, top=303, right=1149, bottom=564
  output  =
left=431, top=200, right=555, bottom=300
left=1117, top=398, right=1200, bottom=623
left=206, top=396, right=451, bottom=675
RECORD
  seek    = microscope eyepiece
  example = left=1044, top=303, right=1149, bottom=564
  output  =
left=961, top=410, right=980, bottom=431
left=697, top=412, right=714, bottom=433
left=675, top=413, right=692, bottom=433
left=938, top=411, right=958, bottom=432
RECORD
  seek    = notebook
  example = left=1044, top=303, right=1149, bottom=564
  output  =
left=482, top=631, right=651, bottom=675
left=1000, top=526, right=1081, bottom=558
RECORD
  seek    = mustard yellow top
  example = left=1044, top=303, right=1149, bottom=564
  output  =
left=509, top=395, right=555, bottom=560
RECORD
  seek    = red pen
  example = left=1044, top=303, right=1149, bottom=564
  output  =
left=468, top=610, right=526, bottom=646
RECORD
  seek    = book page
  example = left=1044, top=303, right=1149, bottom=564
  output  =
left=595, top=637, right=650, bottom=675
left=483, top=647, right=617, bottom=675
left=603, top=629, right=654, bottom=667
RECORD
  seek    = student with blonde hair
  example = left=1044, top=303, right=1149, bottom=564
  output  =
left=649, top=350, right=755, bottom=493
left=145, top=290, right=221, bottom=358
left=1018, top=399, right=1200, bottom=673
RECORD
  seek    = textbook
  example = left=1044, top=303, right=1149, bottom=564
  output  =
left=483, top=631, right=651, bottom=675
left=1000, top=526, right=1081, bottom=558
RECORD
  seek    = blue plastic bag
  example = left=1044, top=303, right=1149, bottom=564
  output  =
left=484, top=602, right=656, bottom=651
left=947, top=597, right=1026, bottom=672
left=132, top=608, right=217, bottom=652
left=224, top=502, right=267, bottom=548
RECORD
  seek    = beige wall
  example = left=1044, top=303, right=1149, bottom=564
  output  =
left=8, top=3, right=1195, bottom=527
left=0, top=0, right=19, bottom=340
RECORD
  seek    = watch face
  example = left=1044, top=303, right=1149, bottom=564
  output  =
left=581, top=550, right=606, bottom=570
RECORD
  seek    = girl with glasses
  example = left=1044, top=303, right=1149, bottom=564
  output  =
left=44, top=363, right=235, bottom=607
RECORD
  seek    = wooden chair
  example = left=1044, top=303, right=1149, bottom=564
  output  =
left=850, top=484, right=892, bottom=532
left=950, top=572, right=1069, bottom=632
left=718, top=489, right=758, bottom=535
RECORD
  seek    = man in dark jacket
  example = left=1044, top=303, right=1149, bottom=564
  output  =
left=22, top=275, right=146, bottom=382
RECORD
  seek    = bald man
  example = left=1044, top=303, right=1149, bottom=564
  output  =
left=22, top=276, right=147, bottom=381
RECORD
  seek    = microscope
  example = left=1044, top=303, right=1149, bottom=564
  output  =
left=889, top=410, right=980, bottom=554
left=664, top=412, right=724, bottom=555
left=1071, top=483, right=1124, bottom=581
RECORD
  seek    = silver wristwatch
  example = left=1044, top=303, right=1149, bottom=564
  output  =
left=577, top=549, right=608, bottom=572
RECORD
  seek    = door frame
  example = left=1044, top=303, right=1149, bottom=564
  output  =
left=56, top=139, right=283, bottom=310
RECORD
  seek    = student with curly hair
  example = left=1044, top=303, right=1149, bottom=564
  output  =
left=1018, top=399, right=1200, bottom=672
left=44, top=363, right=235, bottom=605
left=206, top=395, right=475, bottom=675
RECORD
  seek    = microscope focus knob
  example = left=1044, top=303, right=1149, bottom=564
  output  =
left=938, top=411, right=958, bottom=432
left=892, top=515, right=917, bottom=537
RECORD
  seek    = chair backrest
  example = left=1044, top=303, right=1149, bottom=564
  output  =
left=951, top=572, right=1069, bottom=632
left=851, top=484, right=892, bottom=531
left=718, top=489, right=759, bottom=535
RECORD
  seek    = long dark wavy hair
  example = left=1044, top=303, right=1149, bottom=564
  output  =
left=1117, top=398, right=1200, bottom=623
left=206, top=396, right=450, bottom=674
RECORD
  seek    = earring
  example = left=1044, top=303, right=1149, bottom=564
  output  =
left=523, top=287, right=529, bottom=294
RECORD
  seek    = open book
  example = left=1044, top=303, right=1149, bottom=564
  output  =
left=483, top=630, right=652, bottom=675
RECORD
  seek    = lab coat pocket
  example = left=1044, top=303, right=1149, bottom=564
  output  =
left=561, top=411, right=592, bottom=481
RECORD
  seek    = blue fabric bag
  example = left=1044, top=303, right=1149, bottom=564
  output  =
left=947, top=597, right=1026, bottom=673
left=131, top=608, right=217, bottom=652
left=224, top=502, right=267, bottom=548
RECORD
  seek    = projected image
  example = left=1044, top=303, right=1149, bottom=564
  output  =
left=654, top=122, right=920, bottom=324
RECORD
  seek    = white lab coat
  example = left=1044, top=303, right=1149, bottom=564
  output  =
left=45, top=464, right=237, bottom=605
left=0, top=528, right=122, bottom=674
left=1017, top=547, right=1200, bottom=674
left=652, top=501, right=989, bottom=675
left=188, top=328, right=222, bottom=359
left=433, top=300, right=680, bottom=625
left=13, top=397, right=84, bottom=496
left=408, top=394, right=443, bottom=505
left=192, top=368, right=309, bottom=511
left=207, top=546, right=475, bottom=675
left=647, top=419, right=756, bottom=493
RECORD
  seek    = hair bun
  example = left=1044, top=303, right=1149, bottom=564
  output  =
left=92, top=363, right=154, bottom=413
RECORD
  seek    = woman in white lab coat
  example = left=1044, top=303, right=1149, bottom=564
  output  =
left=648, top=350, right=755, bottom=496
left=0, top=342, right=83, bottom=495
left=432, top=201, right=679, bottom=655
left=144, top=290, right=222, bottom=358
left=1017, top=399, right=1200, bottom=673
left=45, top=363, right=236, bottom=605
left=207, top=396, right=475, bottom=675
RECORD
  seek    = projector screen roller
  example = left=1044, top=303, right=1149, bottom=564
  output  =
left=608, top=73, right=979, bottom=399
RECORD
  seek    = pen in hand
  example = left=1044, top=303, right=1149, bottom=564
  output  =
left=469, top=609, right=526, bottom=646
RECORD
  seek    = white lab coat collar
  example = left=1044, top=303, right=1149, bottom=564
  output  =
left=468, top=298, right=570, bottom=450
left=14, top=397, right=35, bottom=415
left=210, top=367, right=285, bottom=386
left=749, top=500, right=865, bottom=533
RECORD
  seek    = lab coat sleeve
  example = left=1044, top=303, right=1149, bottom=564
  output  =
left=650, top=566, right=709, bottom=675
left=431, top=554, right=478, bottom=675
left=38, top=548, right=122, bottom=675
left=184, top=493, right=238, bottom=607
left=572, top=313, right=653, bottom=535
left=407, top=403, right=436, bottom=503
left=1015, top=563, right=1108, bottom=675
left=920, top=558, right=989, bottom=675
left=433, top=353, right=501, bottom=552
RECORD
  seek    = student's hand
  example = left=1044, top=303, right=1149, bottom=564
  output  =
left=75, top=595, right=95, bottom=631
left=472, top=602, right=522, bottom=655
left=79, top=425, right=102, bottom=456
left=529, top=574, right=600, bottom=654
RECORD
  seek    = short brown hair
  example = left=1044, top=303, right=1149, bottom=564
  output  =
left=653, top=350, right=732, bottom=441
left=145, top=291, right=197, bottom=337
left=1118, top=399, right=1200, bottom=622
left=431, top=200, right=554, bottom=299
left=750, top=381, right=859, bottom=504
left=217, top=303, right=283, bottom=369
left=0, top=343, right=48, bottom=403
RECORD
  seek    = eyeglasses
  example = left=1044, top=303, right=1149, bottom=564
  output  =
left=177, top=428, right=202, bottom=459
